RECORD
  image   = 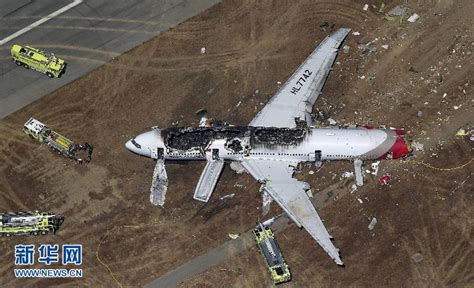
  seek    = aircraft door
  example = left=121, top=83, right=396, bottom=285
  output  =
left=212, top=149, right=219, bottom=160
left=315, top=150, right=322, bottom=167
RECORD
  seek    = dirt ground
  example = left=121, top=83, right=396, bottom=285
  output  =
left=0, top=0, right=472, bottom=287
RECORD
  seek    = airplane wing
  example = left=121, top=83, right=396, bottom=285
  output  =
left=241, top=159, right=343, bottom=265
left=249, top=28, right=350, bottom=128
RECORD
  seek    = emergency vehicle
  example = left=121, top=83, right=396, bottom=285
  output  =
left=11, top=44, right=66, bottom=78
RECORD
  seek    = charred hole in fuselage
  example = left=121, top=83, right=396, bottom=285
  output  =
left=161, top=126, right=308, bottom=152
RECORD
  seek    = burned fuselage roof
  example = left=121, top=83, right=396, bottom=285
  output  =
left=162, top=126, right=307, bottom=151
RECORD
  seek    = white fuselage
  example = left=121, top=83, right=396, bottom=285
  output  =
left=126, top=127, right=401, bottom=163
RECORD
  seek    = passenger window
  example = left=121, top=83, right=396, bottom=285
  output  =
left=29, top=52, right=34, bottom=57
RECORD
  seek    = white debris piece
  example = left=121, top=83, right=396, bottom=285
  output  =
left=262, top=190, right=273, bottom=216
left=407, top=13, right=420, bottom=23
left=352, top=31, right=361, bottom=36
left=381, top=44, right=389, bottom=50
left=350, top=184, right=358, bottom=193
left=357, top=198, right=363, bottom=204
left=453, top=105, right=460, bottom=110
left=343, top=45, right=351, bottom=54
left=262, top=216, right=277, bottom=227
left=277, top=81, right=282, bottom=85
left=363, top=4, right=369, bottom=11
left=220, top=193, right=235, bottom=200
left=235, top=101, right=242, bottom=107
left=371, top=161, right=380, bottom=175
left=411, top=253, right=424, bottom=263
left=412, top=141, right=424, bottom=151
left=368, top=217, right=377, bottom=230
left=341, top=171, right=354, bottom=178
left=328, top=118, right=337, bottom=125
left=308, top=170, right=315, bottom=175
left=230, top=161, right=246, bottom=174
left=200, top=47, right=206, bottom=54
left=442, top=93, right=447, bottom=98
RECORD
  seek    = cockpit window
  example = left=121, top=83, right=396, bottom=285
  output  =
left=131, top=138, right=141, bottom=149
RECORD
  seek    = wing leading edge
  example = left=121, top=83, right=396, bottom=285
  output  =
left=241, top=159, right=344, bottom=266
left=249, top=28, right=350, bottom=128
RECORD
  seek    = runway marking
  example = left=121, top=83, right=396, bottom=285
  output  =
left=3, top=16, right=165, bottom=26
left=0, top=25, right=155, bottom=35
left=0, top=0, right=83, bottom=46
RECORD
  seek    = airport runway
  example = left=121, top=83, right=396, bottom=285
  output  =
left=0, top=0, right=220, bottom=118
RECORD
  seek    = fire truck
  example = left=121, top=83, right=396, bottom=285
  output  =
left=253, top=222, right=291, bottom=284
left=23, top=118, right=93, bottom=164
left=0, top=212, right=64, bottom=237
left=11, top=44, right=66, bottom=78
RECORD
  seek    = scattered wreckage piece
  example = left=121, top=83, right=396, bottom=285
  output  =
left=23, top=118, right=93, bottom=164
left=378, top=174, right=393, bottom=186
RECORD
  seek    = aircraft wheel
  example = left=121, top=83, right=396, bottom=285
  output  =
left=23, top=63, right=30, bottom=69
left=46, top=72, right=54, bottom=78
left=15, top=61, right=23, bottom=66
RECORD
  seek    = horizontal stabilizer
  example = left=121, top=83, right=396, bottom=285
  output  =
left=194, top=160, right=224, bottom=202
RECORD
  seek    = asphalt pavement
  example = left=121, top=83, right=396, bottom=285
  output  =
left=0, top=0, right=220, bottom=118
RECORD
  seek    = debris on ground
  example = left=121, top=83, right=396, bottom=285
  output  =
left=352, top=31, right=361, bottom=36
left=350, top=184, right=358, bottom=193
left=368, top=217, right=377, bottom=230
left=378, top=3, right=385, bottom=13
left=381, top=44, right=389, bottom=50
left=341, top=171, right=354, bottom=178
left=407, top=13, right=420, bottom=23
left=220, top=193, right=235, bottom=200
left=456, top=128, right=467, bottom=136
left=371, top=161, right=380, bottom=175
left=230, top=161, right=246, bottom=174
left=363, top=4, right=369, bottom=11
left=233, top=183, right=245, bottom=189
left=262, top=190, right=273, bottom=216
left=343, top=45, right=351, bottom=54
left=357, top=198, right=363, bottom=204
left=387, top=6, right=408, bottom=17
left=319, top=21, right=329, bottom=31
left=358, top=42, right=377, bottom=54
left=328, top=118, right=337, bottom=125
left=308, top=170, right=315, bottom=175
left=412, top=141, right=424, bottom=151
left=378, top=174, right=393, bottom=186
left=200, top=47, right=206, bottom=54
left=411, top=253, right=424, bottom=263
left=228, top=233, right=239, bottom=239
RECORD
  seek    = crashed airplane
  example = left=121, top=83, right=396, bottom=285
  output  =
left=125, top=28, right=412, bottom=266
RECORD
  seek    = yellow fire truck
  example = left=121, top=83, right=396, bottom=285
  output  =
left=23, top=118, right=93, bottom=164
left=11, top=44, right=66, bottom=78
left=0, top=212, right=64, bottom=237
left=253, top=222, right=291, bottom=284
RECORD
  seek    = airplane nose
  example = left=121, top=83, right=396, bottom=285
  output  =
left=125, top=129, right=163, bottom=157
